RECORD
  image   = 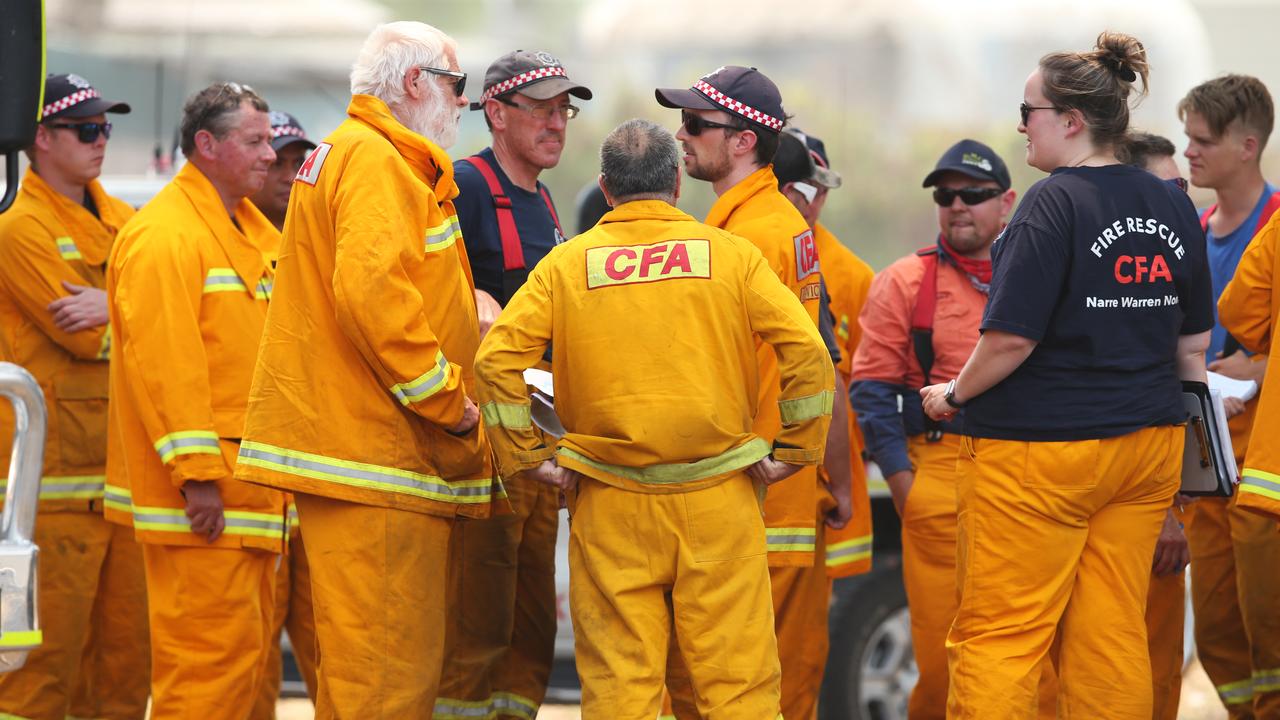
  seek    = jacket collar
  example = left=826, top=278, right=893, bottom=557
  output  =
left=347, top=94, right=458, bottom=202
left=172, top=162, right=277, bottom=289
left=20, top=168, right=127, bottom=265
left=705, top=165, right=779, bottom=229
left=598, top=199, right=693, bottom=225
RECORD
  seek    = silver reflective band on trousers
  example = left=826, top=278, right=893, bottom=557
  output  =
left=0, top=362, right=46, bottom=672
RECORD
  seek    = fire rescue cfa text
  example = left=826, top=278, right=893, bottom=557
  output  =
left=1090, top=217, right=1187, bottom=261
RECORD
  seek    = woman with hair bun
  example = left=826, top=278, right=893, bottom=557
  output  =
left=921, top=32, right=1215, bottom=718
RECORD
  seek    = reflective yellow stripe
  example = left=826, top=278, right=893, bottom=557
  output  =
left=103, top=483, right=132, bottom=514
left=38, top=475, right=105, bottom=501
left=425, top=216, right=462, bottom=253
left=1241, top=469, right=1280, bottom=502
left=480, top=402, right=531, bottom=429
left=153, top=430, right=221, bottom=463
left=1253, top=667, right=1280, bottom=693
left=1219, top=677, right=1255, bottom=704
left=55, top=235, right=81, bottom=260
left=432, top=691, right=539, bottom=719
left=203, top=268, right=248, bottom=294
left=390, top=352, right=450, bottom=405
left=778, top=390, right=834, bottom=425
left=767, top=526, right=817, bottom=553
left=238, top=440, right=495, bottom=504
left=837, top=314, right=850, bottom=341
left=131, top=503, right=286, bottom=538
left=556, top=438, right=770, bottom=486
left=254, top=277, right=273, bottom=300
left=0, top=630, right=42, bottom=649
left=826, top=534, right=873, bottom=567
left=97, top=323, right=111, bottom=360
left=288, top=502, right=299, bottom=531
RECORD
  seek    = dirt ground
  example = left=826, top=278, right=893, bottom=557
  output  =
left=275, top=659, right=1230, bottom=719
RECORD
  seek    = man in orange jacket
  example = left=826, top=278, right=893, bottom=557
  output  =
left=655, top=66, right=850, bottom=720
left=474, top=118, right=834, bottom=720
left=235, top=22, right=502, bottom=718
left=107, top=82, right=287, bottom=719
left=0, top=72, right=150, bottom=720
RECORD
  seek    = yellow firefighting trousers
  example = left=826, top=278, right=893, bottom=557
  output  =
left=294, top=492, right=453, bottom=719
left=946, top=426, right=1181, bottom=720
left=143, top=542, right=277, bottom=720
left=0, top=512, right=149, bottom=720
left=1146, top=565, right=1185, bottom=720
left=252, top=530, right=318, bottom=718
left=436, top=474, right=558, bottom=720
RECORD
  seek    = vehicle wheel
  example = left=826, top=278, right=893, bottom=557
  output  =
left=820, top=564, right=916, bottom=720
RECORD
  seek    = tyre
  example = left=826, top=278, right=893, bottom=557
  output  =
left=820, top=562, right=917, bottom=720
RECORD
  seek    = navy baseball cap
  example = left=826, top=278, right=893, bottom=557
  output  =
left=922, top=139, right=1011, bottom=190
left=267, top=111, right=316, bottom=153
left=774, top=129, right=841, bottom=189
left=471, top=50, right=592, bottom=111
left=655, top=66, right=786, bottom=134
left=42, top=73, right=131, bottom=121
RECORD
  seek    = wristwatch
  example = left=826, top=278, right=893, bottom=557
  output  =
left=944, top=378, right=966, bottom=409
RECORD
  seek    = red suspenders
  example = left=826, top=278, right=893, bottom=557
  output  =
left=461, top=154, right=562, bottom=272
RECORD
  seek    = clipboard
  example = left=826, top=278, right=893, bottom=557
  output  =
left=1180, top=380, right=1237, bottom=497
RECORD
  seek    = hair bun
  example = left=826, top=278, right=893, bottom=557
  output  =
left=1094, top=31, right=1147, bottom=86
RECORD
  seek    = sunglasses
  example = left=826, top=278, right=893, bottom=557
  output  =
left=933, top=187, right=1003, bottom=207
left=46, top=121, right=112, bottom=143
left=420, top=66, right=467, bottom=97
left=1020, top=102, right=1057, bottom=125
left=681, top=111, right=745, bottom=136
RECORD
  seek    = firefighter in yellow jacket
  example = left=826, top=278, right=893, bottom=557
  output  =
left=107, top=82, right=287, bottom=718
left=656, top=66, right=850, bottom=720
left=474, top=118, right=835, bottom=720
left=0, top=72, right=149, bottom=720
left=234, top=22, right=502, bottom=718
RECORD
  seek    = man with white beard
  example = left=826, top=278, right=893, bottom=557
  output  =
left=235, top=21, right=504, bottom=717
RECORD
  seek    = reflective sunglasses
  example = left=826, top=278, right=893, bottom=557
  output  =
left=932, top=186, right=1003, bottom=207
left=46, top=121, right=112, bottom=143
left=1020, top=102, right=1057, bottom=125
left=420, top=66, right=467, bottom=97
left=681, top=111, right=745, bottom=136
left=497, top=97, right=579, bottom=121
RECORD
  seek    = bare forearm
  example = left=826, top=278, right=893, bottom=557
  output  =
left=824, top=372, right=853, bottom=490
left=952, top=330, right=1038, bottom=404
left=1176, top=331, right=1210, bottom=384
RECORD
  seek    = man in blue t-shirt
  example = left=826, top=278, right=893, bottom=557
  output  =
left=1179, top=74, right=1280, bottom=719
left=435, top=50, right=592, bottom=720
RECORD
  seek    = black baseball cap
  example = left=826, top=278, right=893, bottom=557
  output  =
left=774, top=129, right=841, bottom=189
left=41, top=73, right=131, bottom=121
left=922, top=139, right=1011, bottom=190
left=471, top=50, right=592, bottom=111
left=655, top=66, right=786, bottom=134
left=268, top=111, right=316, bottom=153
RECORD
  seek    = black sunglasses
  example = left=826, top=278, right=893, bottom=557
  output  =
left=1020, top=102, right=1057, bottom=125
left=681, top=111, right=745, bottom=136
left=46, top=121, right=112, bottom=143
left=933, top=187, right=1003, bottom=207
left=420, top=66, right=467, bottom=97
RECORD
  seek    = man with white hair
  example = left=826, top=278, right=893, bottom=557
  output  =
left=236, top=21, right=503, bottom=717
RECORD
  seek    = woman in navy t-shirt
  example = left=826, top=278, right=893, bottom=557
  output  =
left=920, top=32, right=1214, bottom=719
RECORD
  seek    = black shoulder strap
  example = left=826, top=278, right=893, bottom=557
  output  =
left=911, top=247, right=943, bottom=441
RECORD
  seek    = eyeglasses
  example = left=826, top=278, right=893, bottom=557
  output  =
left=932, top=187, right=1003, bottom=207
left=1020, top=102, right=1057, bottom=125
left=497, top=97, right=579, bottom=121
left=46, top=121, right=112, bottom=143
left=681, top=111, right=745, bottom=136
left=419, top=67, right=467, bottom=97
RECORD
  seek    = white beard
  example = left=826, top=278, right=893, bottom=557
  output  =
left=396, top=89, right=460, bottom=149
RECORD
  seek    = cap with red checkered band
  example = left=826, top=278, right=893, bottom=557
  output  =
left=469, top=50, right=593, bottom=111
left=655, top=66, right=786, bottom=134
left=267, top=111, right=317, bottom=153
left=41, top=73, right=131, bottom=121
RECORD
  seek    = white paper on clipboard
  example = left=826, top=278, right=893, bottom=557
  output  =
left=522, top=369, right=565, bottom=438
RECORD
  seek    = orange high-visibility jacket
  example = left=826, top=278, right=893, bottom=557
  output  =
left=813, top=222, right=876, bottom=578
left=106, top=162, right=287, bottom=550
left=235, top=95, right=502, bottom=517
left=0, top=169, right=132, bottom=510
left=473, top=200, right=833, bottom=493
left=706, top=166, right=827, bottom=566
left=1218, top=211, right=1280, bottom=514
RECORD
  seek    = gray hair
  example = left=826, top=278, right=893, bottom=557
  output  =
left=350, top=21, right=454, bottom=106
left=180, top=82, right=269, bottom=157
left=599, top=119, right=680, bottom=202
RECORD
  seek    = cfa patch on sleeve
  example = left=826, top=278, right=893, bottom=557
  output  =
left=294, top=143, right=332, bottom=186
left=794, top=229, right=820, bottom=280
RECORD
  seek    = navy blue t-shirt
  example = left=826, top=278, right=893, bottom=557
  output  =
left=965, top=164, right=1215, bottom=441
left=454, top=147, right=565, bottom=305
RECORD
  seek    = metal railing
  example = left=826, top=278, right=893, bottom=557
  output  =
left=0, top=363, right=45, bottom=671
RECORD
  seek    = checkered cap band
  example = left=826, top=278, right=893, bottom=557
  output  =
left=43, top=88, right=101, bottom=119
left=692, top=80, right=782, bottom=131
left=482, top=66, right=568, bottom=103
left=271, top=125, right=306, bottom=139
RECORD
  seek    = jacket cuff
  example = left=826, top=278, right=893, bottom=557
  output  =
left=772, top=444, right=824, bottom=465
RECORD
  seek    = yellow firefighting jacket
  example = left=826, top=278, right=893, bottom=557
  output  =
left=706, top=166, right=827, bottom=566
left=235, top=94, right=502, bottom=517
left=813, top=222, right=876, bottom=578
left=106, top=161, right=286, bottom=550
left=1218, top=211, right=1280, bottom=515
left=474, top=200, right=833, bottom=494
left=0, top=169, right=132, bottom=511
